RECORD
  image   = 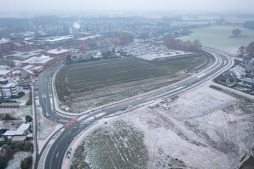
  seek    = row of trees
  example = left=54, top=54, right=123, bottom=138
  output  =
left=163, top=34, right=202, bottom=52
left=237, top=42, right=254, bottom=58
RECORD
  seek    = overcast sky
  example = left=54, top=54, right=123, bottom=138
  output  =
left=1, top=0, right=254, bottom=13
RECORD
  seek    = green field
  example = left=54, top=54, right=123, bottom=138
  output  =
left=71, top=121, right=148, bottom=169
left=56, top=55, right=206, bottom=111
left=179, top=25, right=254, bottom=55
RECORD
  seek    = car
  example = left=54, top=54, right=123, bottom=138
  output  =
left=45, top=113, right=49, bottom=117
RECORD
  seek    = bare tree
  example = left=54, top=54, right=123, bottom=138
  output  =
left=232, top=29, right=241, bottom=37
left=237, top=46, right=246, bottom=58
left=246, top=42, right=254, bottom=57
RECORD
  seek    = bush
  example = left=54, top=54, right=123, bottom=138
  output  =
left=21, top=156, right=32, bottom=169
left=25, top=115, right=32, bottom=122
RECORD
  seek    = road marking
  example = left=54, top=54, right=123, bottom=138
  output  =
left=64, top=118, right=77, bottom=127
left=197, top=73, right=206, bottom=78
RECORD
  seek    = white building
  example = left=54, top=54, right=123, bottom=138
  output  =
left=1, top=82, right=19, bottom=98
left=3, top=123, right=31, bottom=141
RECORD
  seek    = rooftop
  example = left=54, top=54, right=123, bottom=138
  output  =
left=8, top=49, right=44, bottom=60
left=22, top=55, right=54, bottom=64
left=43, top=35, right=73, bottom=42
left=2, top=82, right=17, bottom=88
left=3, top=123, right=30, bottom=136
left=77, top=35, right=103, bottom=41
left=0, top=70, right=12, bottom=75
left=46, top=48, right=70, bottom=55
left=0, top=38, right=10, bottom=44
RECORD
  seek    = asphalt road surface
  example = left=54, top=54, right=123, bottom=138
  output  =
left=35, top=47, right=233, bottom=169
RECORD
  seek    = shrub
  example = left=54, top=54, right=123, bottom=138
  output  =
left=21, top=156, right=32, bottom=169
left=25, top=115, right=32, bottom=122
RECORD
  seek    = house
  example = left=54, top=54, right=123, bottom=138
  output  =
left=2, top=123, right=31, bottom=141
left=222, top=65, right=245, bottom=82
left=0, top=65, right=11, bottom=70
left=0, top=70, right=13, bottom=77
left=241, top=63, right=254, bottom=74
left=242, top=56, right=253, bottom=64
left=239, top=78, right=254, bottom=89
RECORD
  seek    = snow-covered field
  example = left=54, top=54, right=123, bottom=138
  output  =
left=37, top=108, right=58, bottom=140
left=123, top=83, right=254, bottom=168
left=71, top=82, right=254, bottom=168
left=179, top=25, right=254, bottom=55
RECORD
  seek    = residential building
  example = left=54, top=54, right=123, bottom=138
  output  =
left=0, top=82, right=19, bottom=98
left=0, top=70, right=13, bottom=78
left=241, top=63, right=254, bottom=75
left=0, top=78, right=8, bottom=85
left=239, top=78, right=254, bottom=89
left=242, top=56, right=253, bottom=64
left=0, top=38, right=11, bottom=53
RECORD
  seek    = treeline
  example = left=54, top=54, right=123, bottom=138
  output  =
left=163, top=34, right=202, bottom=52
left=243, top=21, right=254, bottom=30
left=237, top=42, right=254, bottom=58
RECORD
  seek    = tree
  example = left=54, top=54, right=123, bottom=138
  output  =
left=25, top=115, right=33, bottom=122
left=65, top=55, right=72, bottom=64
left=237, top=46, right=246, bottom=58
left=246, top=42, right=254, bottom=57
left=119, top=32, right=134, bottom=45
left=163, top=35, right=176, bottom=48
left=192, top=39, right=202, bottom=50
left=0, top=155, right=7, bottom=169
left=232, top=29, right=241, bottom=37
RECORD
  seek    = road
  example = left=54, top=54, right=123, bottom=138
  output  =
left=35, top=47, right=233, bottom=169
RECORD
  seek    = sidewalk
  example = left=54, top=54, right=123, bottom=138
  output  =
left=210, top=81, right=254, bottom=100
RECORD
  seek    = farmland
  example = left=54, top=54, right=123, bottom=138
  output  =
left=70, top=120, right=148, bottom=169
left=179, top=25, right=254, bottom=55
left=56, top=54, right=210, bottom=112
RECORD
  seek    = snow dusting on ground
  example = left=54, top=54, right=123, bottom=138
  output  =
left=6, top=151, right=31, bottom=169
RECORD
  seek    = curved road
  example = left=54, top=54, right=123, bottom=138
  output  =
left=35, top=47, right=233, bottom=169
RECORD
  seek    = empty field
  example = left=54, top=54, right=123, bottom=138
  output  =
left=56, top=55, right=208, bottom=112
left=179, top=25, right=254, bottom=55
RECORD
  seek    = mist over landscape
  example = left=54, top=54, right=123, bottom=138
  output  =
left=0, top=1, right=254, bottom=169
